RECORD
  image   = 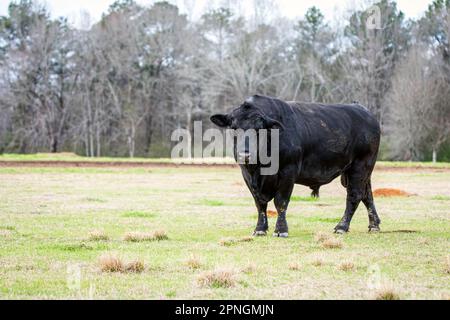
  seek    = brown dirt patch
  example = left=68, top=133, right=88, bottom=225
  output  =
left=373, top=188, right=414, bottom=198
left=267, top=210, right=278, bottom=218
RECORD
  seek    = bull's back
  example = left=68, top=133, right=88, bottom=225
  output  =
left=288, top=102, right=380, bottom=151
left=286, top=102, right=380, bottom=186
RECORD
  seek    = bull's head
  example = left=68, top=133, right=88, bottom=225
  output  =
left=210, top=99, right=283, bottom=167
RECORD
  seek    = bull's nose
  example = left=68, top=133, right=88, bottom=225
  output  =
left=238, top=152, right=251, bottom=164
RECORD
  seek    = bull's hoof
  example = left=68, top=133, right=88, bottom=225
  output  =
left=334, top=228, right=348, bottom=235
left=253, top=230, right=267, bottom=237
left=273, top=232, right=289, bottom=238
left=369, top=226, right=381, bottom=233
left=334, top=223, right=349, bottom=234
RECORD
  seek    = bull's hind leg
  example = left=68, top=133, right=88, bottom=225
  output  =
left=310, top=186, right=320, bottom=198
left=253, top=200, right=269, bottom=236
left=363, top=181, right=381, bottom=232
left=335, top=158, right=375, bottom=234
left=334, top=181, right=363, bottom=234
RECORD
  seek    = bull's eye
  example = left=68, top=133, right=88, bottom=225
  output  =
left=255, top=118, right=264, bottom=129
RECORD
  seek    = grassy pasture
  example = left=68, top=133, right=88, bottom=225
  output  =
left=0, top=163, right=449, bottom=299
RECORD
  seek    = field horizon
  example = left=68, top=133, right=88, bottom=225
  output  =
left=1, top=153, right=450, bottom=169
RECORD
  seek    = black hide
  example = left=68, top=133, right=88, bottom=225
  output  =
left=211, top=95, right=381, bottom=237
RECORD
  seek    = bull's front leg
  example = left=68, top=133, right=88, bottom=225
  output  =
left=253, top=200, right=268, bottom=236
left=273, top=182, right=294, bottom=238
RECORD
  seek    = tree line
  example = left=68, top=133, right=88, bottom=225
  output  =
left=0, top=0, right=449, bottom=161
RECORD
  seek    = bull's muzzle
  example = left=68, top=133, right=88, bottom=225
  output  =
left=238, top=152, right=252, bottom=165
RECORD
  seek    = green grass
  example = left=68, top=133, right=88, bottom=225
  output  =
left=199, top=199, right=226, bottom=207
left=432, top=195, right=450, bottom=201
left=291, top=196, right=319, bottom=202
left=0, top=165, right=449, bottom=299
left=121, top=211, right=156, bottom=218
left=0, top=226, right=16, bottom=231
left=304, top=217, right=341, bottom=223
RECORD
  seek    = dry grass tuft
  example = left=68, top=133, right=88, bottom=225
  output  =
left=88, top=230, right=109, bottom=241
left=321, top=237, right=343, bottom=249
left=444, top=257, right=450, bottom=274
left=197, top=269, right=236, bottom=288
left=441, top=293, right=450, bottom=300
left=374, top=289, right=401, bottom=300
left=123, top=232, right=154, bottom=242
left=125, top=260, right=145, bottom=273
left=312, top=259, right=325, bottom=267
left=315, top=231, right=343, bottom=249
left=152, top=230, right=169, bottom=241
left=239, top=236, right=254, bottom=243
left=373, top=284, right=401, bottom=300
left=123, top=230, right=168, bottom=242
left=241, top=263, right=257, bottom=274
left=98, top=253, right=124, bottom=273
left=98, top=254, right=145, bottom=273
left=219, top=236, right=254, bottom=246
left=338, top=261, right=355, bottom=272
left=288, top=262, right=301, bottom=271
left=418, top=237, right=430, bottom=245
left=0, top=230, right=13, bottom=238
left=314, top=231, right=332, bottom=243
left=219, top=238, right=237, bottom=246
left=311, top=257, right=325, bottom=267
left=184, top=256, right=202, bottom=270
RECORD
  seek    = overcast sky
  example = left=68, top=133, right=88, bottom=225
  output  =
left=0, top=0, right=433, bottom=27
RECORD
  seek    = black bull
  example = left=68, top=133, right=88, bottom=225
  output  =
left=211, top=95, right=381, bottom=237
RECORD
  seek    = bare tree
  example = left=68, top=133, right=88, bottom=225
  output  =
left=385, top=46, right=431, bottom=160
left=385, top=44, right=450, bottom=161
left=0, top=0, right=449, bottom=161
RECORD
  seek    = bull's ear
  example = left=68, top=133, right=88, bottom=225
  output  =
left=264, top=116, right=284, bottom=130
left=210, top=114, right=231, bottom=128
